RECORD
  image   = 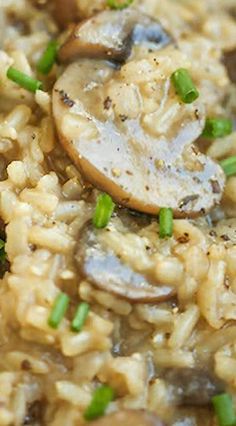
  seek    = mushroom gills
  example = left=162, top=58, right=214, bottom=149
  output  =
left=90, top=410, right=165, bottom=426
left=75, top=224, right=175, bottom=303
left=58, top=9, right=171, bottom=63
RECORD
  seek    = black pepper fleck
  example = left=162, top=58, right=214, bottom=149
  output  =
left=209, top=230, right=217, bottom=237
left=21, top=359, right=32, bottom=371
left=103, top=96, right=112, bottom=110
left=210, top=179, right=221, bottom=194
left=220, top=234, right=230, bottom=241
left=58, top=90, right=75, bottom=108
left=177, top=234, right=190, bottom=244
left=119, top=114, right=128, bottom=122
left=179, top=194, right=199, bottom=208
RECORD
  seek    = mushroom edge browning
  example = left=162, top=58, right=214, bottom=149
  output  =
left=52, top=58, right=225, bottom=218
left=58, top=8, right=171, bottom=63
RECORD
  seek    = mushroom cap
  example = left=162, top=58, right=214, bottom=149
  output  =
left=75, top=223, right=175, bottom=303
left=90, top=410, right=165, bottom=426
left=58, top=9, right=171, bottom=63
left=53, top=58, right=225, bottom=217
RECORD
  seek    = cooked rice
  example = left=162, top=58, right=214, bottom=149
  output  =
left=0, top=0, right=236, bottom=425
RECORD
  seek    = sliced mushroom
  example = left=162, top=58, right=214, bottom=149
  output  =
left=90, top=410, right=165, bottom=426
left=53, top=59, right=225, bottom=217
left=58, top=9, right=171, bottom=63
left=164, top=368, right=224, bottom=406
left=75, top=223, right=175, bottom=302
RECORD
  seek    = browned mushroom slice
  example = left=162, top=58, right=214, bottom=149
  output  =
left=53, top=59, right=225, bottom=217
left=58, top=9, right=171, bottom=63
left=90, top=410, right=165, bottom=426
left=75, top=224, right=175, bottom=303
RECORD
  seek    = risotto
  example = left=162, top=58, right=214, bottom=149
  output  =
left=0, top=0, right=236, bottom=425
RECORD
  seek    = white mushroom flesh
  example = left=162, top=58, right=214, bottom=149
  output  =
left=53, top=47, right=225, bottom=217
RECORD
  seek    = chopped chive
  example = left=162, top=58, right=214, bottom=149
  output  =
left=159, top=207, right=173, bottom=239
left=93, top=193, right=115, bottom=229
left=107, top=0, right=133, bottom=9
left=7, top=67, right=43, bottom=93
left=71, top=302, right=90, bottom=332
left=202, top=118, right=233, bottom=139
left=171, top=68, right=199, bottom=104
left=84, top=385, right=114, bottom=421
left=0, top=239, right=6, bottom=263
left=220, top=156, right=236, bottom=177
left=48, top=292, right=69, bottom=329
left=212, top=393, right=236, bottom=426
left=37, top=40, right=59, bottom=75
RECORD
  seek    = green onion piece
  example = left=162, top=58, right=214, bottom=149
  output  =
left=48, top=292, right=69, bottom=329
left=171, top=68, right=199, bottom=104
left=71, top=302, right=90, bottom=332
left=212, top=393, right=236, bottom=426
left=84, top=385, right=114, bottom=421
left=202, top=118, right=233, bottom=139
left=159, top=207, right=173, bottom=239
left=0, top=239, right=6, bottom=263
left=107, top=0, right=133, bottom=9
left=93, top=193, right=115, bottom=229
left=7, top=67, right=43, bottom=93
left=220, top=156, right=236, bottom=177
left=37, top=40, right=59, bottom=75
